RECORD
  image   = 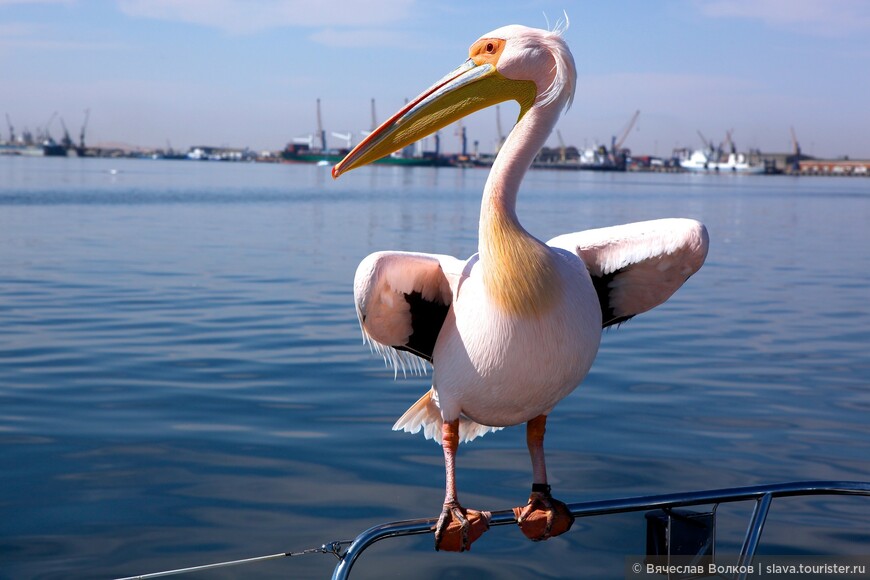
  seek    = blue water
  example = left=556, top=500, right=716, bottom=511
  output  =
left=1, top=156, right=868, bottom=579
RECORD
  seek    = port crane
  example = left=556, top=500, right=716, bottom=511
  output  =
left=292, top=135, right=315, bottom=149
left=293, top=99, right=329, bottom=151
left=606, top=109, right=639, bottom=168
left=42, top=111, right=58, bottom=142
left=495, top=105, right=506, bottom=153
left=331, top=132, right=353, bottom=149
left=316, top=98, right=327, bottom=151
left=790, top=126, right=801, bottom=172
left=80, top=108, right=90, bottom=150
left=455, top=119, right=467, bottom=156
left=358, top=99, right=379, bottom=141
left=723, top=128, right=736, bottom=154
left=556, top=129, right=567, bottom=162
left=612, top=109, right=640, bottom=153
left=59, top=117, right=74, bottom=149
left=5, top=113, right=15, bottom=143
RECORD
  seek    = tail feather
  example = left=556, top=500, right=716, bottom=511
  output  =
left=459, top=418, right=502, bottom=443
left=393, top=389, right=501, bottom=443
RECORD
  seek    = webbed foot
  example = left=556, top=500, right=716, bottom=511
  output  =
left=512, top=484, right=574, bottom=541
left=433, top=501, right=490, bottom=552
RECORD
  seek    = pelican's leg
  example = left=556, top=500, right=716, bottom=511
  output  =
left=527, top=414, right=549, bottom=485
left=514, top=415, right=575, bottom=541
left=433, top=419, right=489, bottom=552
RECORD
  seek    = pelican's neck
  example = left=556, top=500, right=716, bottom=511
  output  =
left=479, top=102, right=563, bottom=316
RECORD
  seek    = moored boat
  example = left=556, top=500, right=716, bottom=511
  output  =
left=281, top=144, right=449, bottom=167
left=680, top=148, right=764, bottom=174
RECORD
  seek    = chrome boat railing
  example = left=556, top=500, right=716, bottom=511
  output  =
left=331, top=480, right=870, bottom=580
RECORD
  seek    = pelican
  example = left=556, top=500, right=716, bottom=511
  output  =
left=332, top=23, right=709, bottom=552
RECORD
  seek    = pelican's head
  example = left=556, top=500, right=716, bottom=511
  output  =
left=332, top=24, right=576, bottom=178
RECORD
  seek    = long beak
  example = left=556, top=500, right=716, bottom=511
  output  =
left=332, top=59, right=536, bottom=178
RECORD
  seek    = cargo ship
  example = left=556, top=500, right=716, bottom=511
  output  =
left=281, top=144, right=450, bottom=167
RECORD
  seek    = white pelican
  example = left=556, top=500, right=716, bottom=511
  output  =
left=332, top=24, right=709, bottom=552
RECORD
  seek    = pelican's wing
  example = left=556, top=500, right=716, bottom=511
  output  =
left=548, top=218, right=709, bottom=328
left=354, top=251, right=466, bottom=375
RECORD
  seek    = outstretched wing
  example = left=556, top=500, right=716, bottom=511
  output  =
left=548, top=218, right=709, bottom=327
left=354, top=251, right=467, bottom=374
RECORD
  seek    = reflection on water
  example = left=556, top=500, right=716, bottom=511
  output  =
left=1, top=157, right=869, bottom=579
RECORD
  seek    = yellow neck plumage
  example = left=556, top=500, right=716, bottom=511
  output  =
left=477, top=90, right=567, bottom=318
left=479, top=194, right=559, bottom=317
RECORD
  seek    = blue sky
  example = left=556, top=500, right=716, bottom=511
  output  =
left=2, top=0, right=869, bottom=157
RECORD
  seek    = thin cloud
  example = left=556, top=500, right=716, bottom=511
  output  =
left=577, top=71, right=765, bottom=108
left=0, top=21, right=125, bottom=51
left=0, top=37, right=125, bottom=50
left=695, top=0, right=870, bottom=36
left=0, top=0, right=72, bottom=5
left=0, top=22, right=39, bottom=36
left=117, top=0, right=416, bottom=35
left=308, top=27, right=414, bottom=48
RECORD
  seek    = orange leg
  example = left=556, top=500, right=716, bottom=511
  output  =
left=433, top=419, right=489, bottom=551
left=514, top=415, right=575, bottom=541
left=443, top=419, right=460, bottom=504
left=527, top=414, right=549, bottom=485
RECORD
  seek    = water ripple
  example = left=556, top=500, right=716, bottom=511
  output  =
left=1, top=159, right=869, bottom=578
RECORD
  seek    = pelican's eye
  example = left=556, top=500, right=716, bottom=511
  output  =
left=470, top=37, right=503, bottom=65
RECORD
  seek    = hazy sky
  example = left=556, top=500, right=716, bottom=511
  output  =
left=2, top=0, right=869, bottom=158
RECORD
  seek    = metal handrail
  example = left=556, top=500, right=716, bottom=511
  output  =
left=331, top=480, right=870, bottom=580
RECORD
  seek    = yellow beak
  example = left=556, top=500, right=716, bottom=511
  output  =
left=332, top=59, right=536, bottom=178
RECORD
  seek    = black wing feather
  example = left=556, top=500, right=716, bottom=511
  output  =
left=589, top=268, right=636, bottom=328
left=393, top=291, right=450, bottom=362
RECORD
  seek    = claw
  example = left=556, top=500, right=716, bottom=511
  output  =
left=433, top=501, right=490, bottom=552
left=512, top=485, right=574, bottom=541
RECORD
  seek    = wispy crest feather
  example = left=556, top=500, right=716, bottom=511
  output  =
left=536, top=15, right=576, bottom=111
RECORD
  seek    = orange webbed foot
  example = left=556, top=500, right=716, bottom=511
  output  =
left=433, top=501, right=490, bottom=552
left=513, top=484, right=574, bottom=541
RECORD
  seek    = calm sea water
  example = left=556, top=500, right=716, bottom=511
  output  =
left=1, top=156, right=868, bottom=579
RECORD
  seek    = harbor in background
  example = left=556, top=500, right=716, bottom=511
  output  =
left=2, top=105, right=867, bottom=176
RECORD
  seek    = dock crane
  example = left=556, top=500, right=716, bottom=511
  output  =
left=359, top=99, right=378, bottom=140
left=5, top=113, right=14, bottom=143
left=316, top=98, right=327, bottom=151
left=724, top=128, right=736, bottom=154
left=790, top=126, right=801, bottom=173
left=332, top=132, right=353, bottom=149
left=556, top=129, right=567, bottom=162
left=42, top=111, right=58, bottom=141
left=495, top=105, right=506, bottom=153
left=609, top=109, right=639, bottom=168
left=612, top=109, right=640, bottom=152
left=455, top=119, right=467, bottom=157
left=79, top=108, right=90, bottom=150
left=59, top=117, right=74, bottom=149
left=292, top=135, right=315, bottom=149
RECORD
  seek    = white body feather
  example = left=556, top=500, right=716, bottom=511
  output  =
left=432, top=247, right=600, bottom=427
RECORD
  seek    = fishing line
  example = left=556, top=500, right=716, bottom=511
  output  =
left=114, top=540, right=351, bottom=580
